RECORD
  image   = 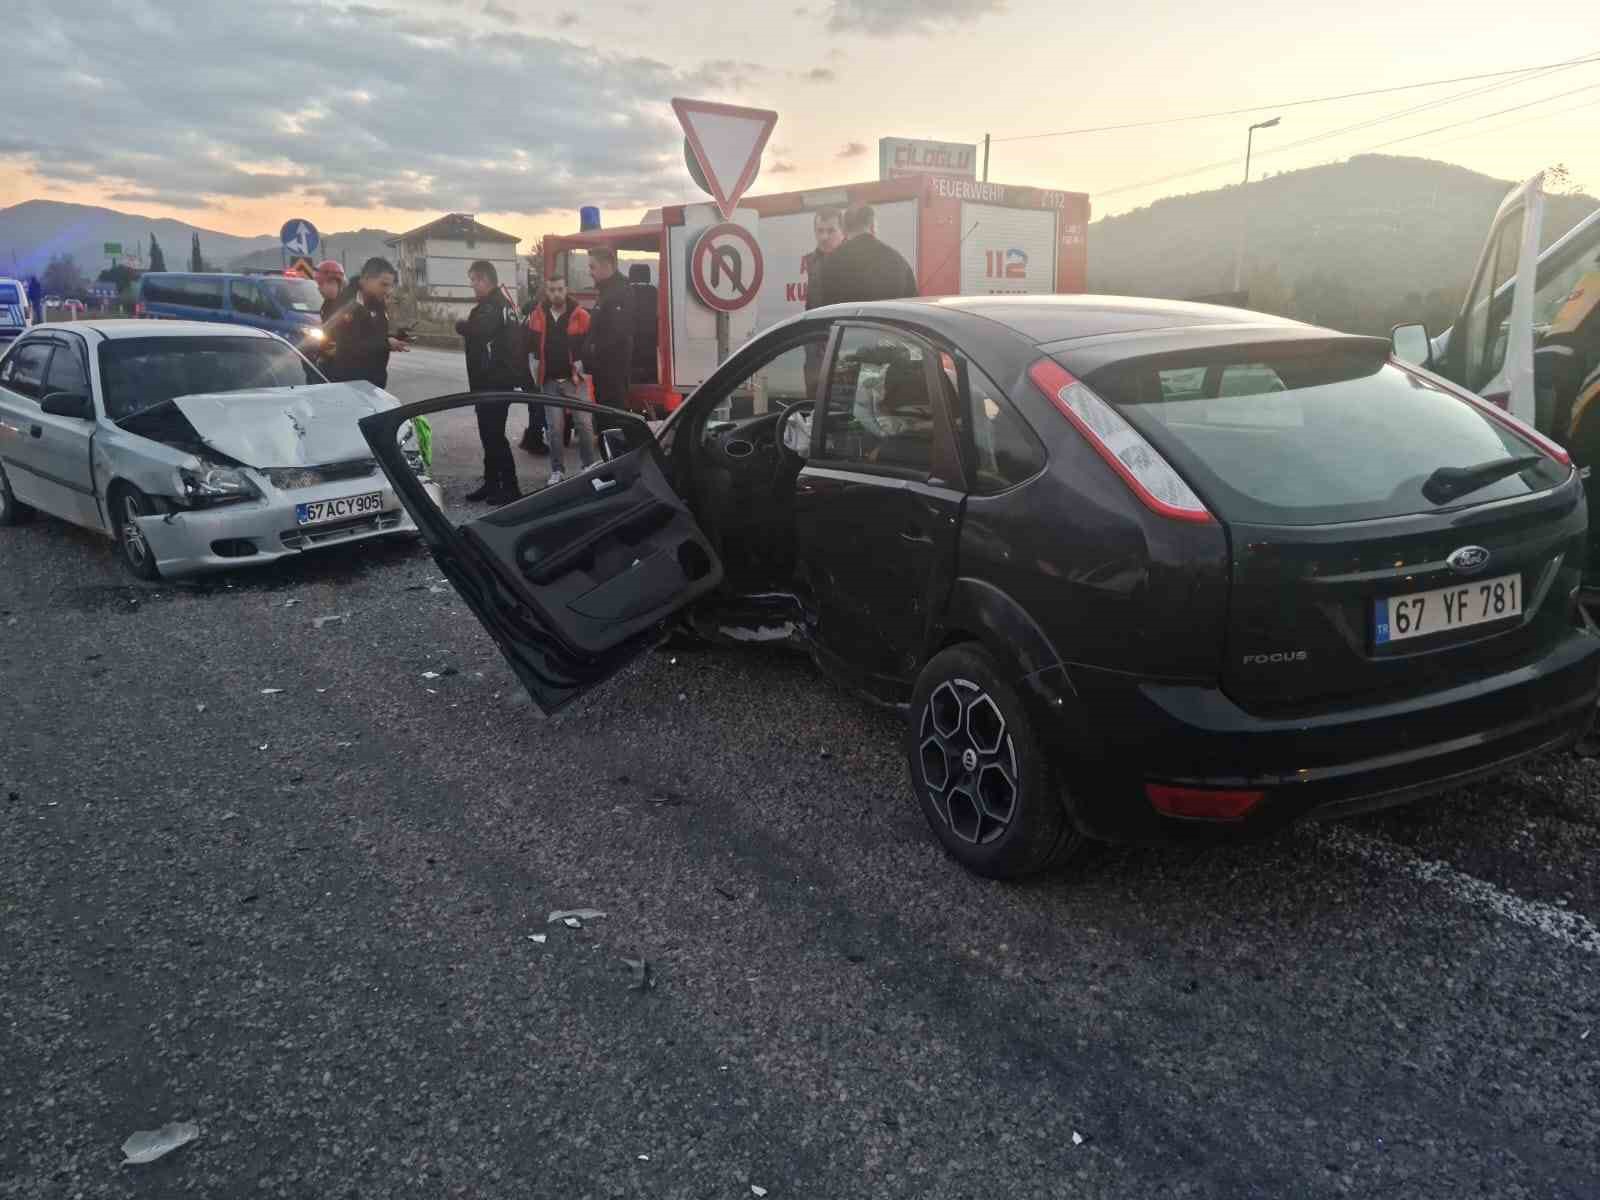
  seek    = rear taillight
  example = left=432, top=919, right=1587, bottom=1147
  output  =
left=1027, top=359, right=1213, bottom=523
left=133, top=302, right=145, bottom=317
left=1146, top=783, right=1263, bottom=820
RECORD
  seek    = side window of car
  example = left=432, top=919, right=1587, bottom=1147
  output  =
left=705, top=336, right=827, bottom=425
left=230, top=279, right=269, bottom=317
left=819, top=327, right=935, bottom=473
left=43, top=339, right=89, bottom=396
left=964, top=360, right=1045, bottom=495
left=0, top=338, right=54, bottom=401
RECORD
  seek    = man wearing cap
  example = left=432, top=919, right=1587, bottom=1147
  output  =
left=314, top=260, right=346, bottom=322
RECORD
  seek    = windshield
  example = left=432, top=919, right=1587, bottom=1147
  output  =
left=1087, top=345, right=1568, bottom=526
left=99, top=336, right=324, bottom=420
left=0, top=284, right=20, bottom=305
left=263, top=277, right=324, bottom=314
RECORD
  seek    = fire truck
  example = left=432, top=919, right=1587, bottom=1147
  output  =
left=542, top=173, right=1089, bottom=415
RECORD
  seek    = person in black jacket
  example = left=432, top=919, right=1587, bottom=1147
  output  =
left=322, top=257, right=408, bottom=388
left=808, top=205, right=918, bottom=308
left=456, top=260, right=524, bottom=504
left=583, top=246, right=633, bottom=412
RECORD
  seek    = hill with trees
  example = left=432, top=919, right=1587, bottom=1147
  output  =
left=1089, top=155, right=1598, bottom=336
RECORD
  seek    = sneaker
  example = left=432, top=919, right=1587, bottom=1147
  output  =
left=464, top=480, right=494, bottom=502
left=546, top=469, right=566, bottom=488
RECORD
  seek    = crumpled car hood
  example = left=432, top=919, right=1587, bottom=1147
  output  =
left=168, top=381, right=399, bottom=468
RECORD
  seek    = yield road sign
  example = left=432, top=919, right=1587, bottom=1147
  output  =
left=672, top=98, right=777, bottom=221
left=689, top=222, right=764, bottom=312
left=280, top=219, right=320, bottom=257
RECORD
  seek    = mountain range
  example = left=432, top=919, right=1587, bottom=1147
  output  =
left=0, top=199, right=401, bottom=277
left=4, top=156, right=1595, bottom=338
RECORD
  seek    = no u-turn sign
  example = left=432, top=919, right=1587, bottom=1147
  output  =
left=688, top=222, right=764, bottom=313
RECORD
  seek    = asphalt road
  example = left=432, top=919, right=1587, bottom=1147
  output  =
left=3, top=347, right=1599, bottom=1198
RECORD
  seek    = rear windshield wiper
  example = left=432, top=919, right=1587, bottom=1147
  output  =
left=1421, top=454, right=1546, bottom=505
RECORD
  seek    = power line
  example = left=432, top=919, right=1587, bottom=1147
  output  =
left=1358, top=80, right=1600, bottom=152
left=990, top=53, right=1600, bottom=143
left=1418, top=94, right=1600, bottom=152
left=1095, top=55, right=1600, bottom=200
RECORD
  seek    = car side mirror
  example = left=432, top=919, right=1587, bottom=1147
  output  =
left=41, top=390, right=92, bottom=420
left=1390, top=323, right=1432, bottom=368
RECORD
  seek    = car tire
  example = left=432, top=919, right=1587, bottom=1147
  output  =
left=907, top=643, right=1083, bottom=880
left=111, top=484, right=163, bottom=581
left=0, top=459, right=30, bottom=526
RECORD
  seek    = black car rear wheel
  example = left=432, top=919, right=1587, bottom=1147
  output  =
left=908, top=643, right=1083, bottom=879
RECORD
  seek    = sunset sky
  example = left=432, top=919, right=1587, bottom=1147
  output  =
left=4, top=0, right=1596, bottom=249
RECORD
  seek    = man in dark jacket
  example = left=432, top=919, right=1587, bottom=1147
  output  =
left=322, top=257, right=407, bottom=388
left=456, top=260, right=524, bottom=504
left=808, top=205, right=918, bottom=308
left=802, top=206, right=844, bottom=311
left=583, top=246, right=633, bottom=412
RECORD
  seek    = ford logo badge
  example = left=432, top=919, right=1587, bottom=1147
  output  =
left=1446, top=545, right=1492, bottom=575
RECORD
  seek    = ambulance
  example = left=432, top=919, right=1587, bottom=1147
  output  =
left=542, top=173, right=1090, bottom=415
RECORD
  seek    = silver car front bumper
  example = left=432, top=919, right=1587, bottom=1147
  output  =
left=132, top=475, right=445, bottom=577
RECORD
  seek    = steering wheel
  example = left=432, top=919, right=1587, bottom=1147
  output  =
left=773, top=401, right=815, bottom=487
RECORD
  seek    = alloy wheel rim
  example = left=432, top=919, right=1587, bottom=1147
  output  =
left=122, top=495, right=149, bottom=566
left=918, top=677, right=1019, bottom=845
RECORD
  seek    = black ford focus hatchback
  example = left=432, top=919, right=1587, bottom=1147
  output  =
left=364, top=296, right=1600, bottom=879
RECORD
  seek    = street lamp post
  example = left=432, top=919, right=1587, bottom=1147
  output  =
left=1233, top=116, right=1281, bottom=294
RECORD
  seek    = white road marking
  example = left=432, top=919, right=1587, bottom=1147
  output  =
left=1317, top=826, right=1600, bottom=956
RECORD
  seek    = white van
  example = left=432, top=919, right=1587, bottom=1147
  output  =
left=0, top=277, right=34, bottom=341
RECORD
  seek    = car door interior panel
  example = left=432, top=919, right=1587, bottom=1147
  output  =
left=461, top=441, right=721, bottom=659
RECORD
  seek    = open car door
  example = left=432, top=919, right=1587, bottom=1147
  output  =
left=1437, top=172, right=1546, bottom=425
left=361, top=392, right=722, bottom=715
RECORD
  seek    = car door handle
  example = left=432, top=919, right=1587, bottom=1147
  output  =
left=591, top=476, right=618, bottom=493
left=899, top=526, right=933, bottom=544
left=29, top=424, right=42, bottom=439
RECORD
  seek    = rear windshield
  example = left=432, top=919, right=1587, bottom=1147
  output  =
left=1086, top=345, right=1568, bottom=525
left=0, top=284, right=21, bottom=305
left=99, top=336, right=323, bottom=420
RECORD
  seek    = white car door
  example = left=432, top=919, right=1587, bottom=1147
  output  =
left=1437, top=173, right=1545, bottom=425
left=0, top=335, right=58, bottom=512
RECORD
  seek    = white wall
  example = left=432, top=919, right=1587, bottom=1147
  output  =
left=421, top=237, right=521, bottom=298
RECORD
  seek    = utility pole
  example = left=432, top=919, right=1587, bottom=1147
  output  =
left=1232, top=116, right=1281, bottom=295
left=982, top=134, right=990, bottom=182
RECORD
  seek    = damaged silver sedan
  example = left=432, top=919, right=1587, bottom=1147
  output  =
left=0, top=320, right=440, bottom=579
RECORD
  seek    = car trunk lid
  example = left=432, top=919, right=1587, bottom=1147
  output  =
left=1072, top=337, right=1580, bottom=711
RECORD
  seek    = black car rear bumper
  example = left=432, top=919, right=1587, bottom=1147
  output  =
left=1031, top=627, right=1600, bottom=843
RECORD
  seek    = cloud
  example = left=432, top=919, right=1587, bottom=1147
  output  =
left=800, top=67, right=835, bottom=83
left=837, top=141, right=868, bottom=158
left=0, top=1, right=751, bottom=219
left=682, top=58, right=762, bottom=94
left=769, top=160, right=796, bottom=174
left=793, top=4, right=809, bottom=12
left=556, top=10, right=578, bottom=26
left=483, top=0, right=519, bottom=21
left=824, top=0, right=1004, bottom=35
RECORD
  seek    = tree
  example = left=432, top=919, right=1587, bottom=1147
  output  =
left=41, top=254, right=86, bottom=299
left=1546, top=163, right=1586, bottom=198
left=148, top=234, right=167, bottom=273
left=97, top=264, right=143, bottom=290
left=189, top=232, right=204, bottom=272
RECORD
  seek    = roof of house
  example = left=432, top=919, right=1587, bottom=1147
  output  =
left=386, top=213, right=520, bottom=246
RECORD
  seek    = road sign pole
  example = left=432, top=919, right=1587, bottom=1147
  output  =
left=716, top=310, right=730, bottom=365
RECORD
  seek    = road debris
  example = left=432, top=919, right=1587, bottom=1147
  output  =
left=257, top=743, right=269, bottom=751
left=547, top=909, right=607, bottom=925
left=195, top=703, right=206, bottom=713
left=637, top=1154, right=650, bottom=1161
left=1072, top=1131, right=1084, bottom=1146
left=527, top=934, right=547, bottom=945
left=121, top=1121, right=199, bottom=1165
left=624, top=958, right=654, bottom=990
left=282, top=598, right=301, bottom=608
left=563, top=917, right=581, bottom=928
left=313, top=613, right=349, bottom=629
left=260, top=688, right=284, bottom=695
left=751, top=1187, right=769, bottom=1197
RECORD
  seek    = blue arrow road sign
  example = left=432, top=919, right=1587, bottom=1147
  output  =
left=279, top=219, right=320, bottom=258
